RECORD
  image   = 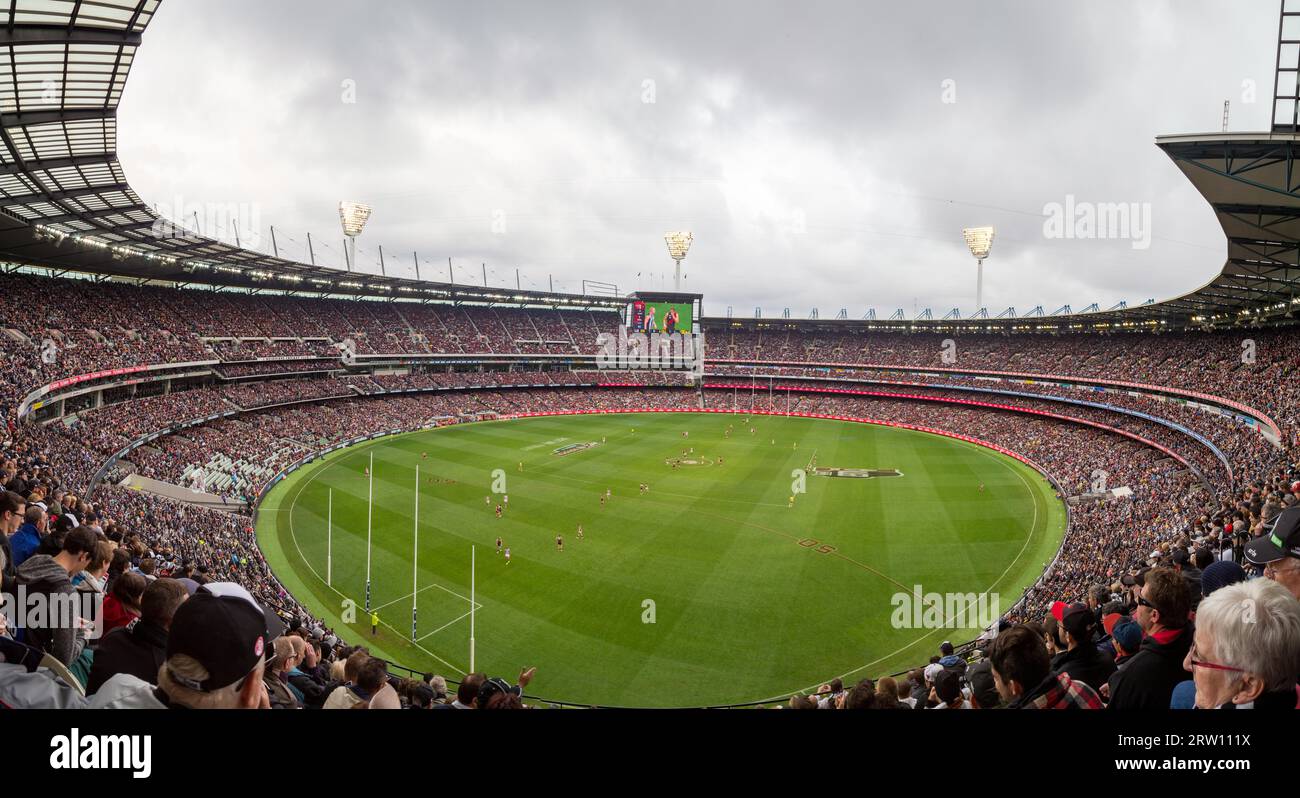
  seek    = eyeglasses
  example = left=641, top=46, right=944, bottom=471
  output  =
left=1263, top=558, right=1300, bottom=577
left=1136, top=596, right=1158, bottom=610
left=1188, top=643, right=1244, bottom=674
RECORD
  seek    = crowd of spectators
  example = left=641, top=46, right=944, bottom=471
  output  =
left=4, top=271, right=1300, bottom=710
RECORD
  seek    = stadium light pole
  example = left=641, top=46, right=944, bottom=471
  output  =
left=664, top=232, right=693, bottom=293
left=339, top=201, right=373, bottom=272
left=962, top=227, right=995, bottom=312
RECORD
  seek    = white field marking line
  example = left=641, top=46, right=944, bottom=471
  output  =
left=752, top=441, right=1049, bottom=704
left=279, top=437, right=469, bottom=676
left=372, top=583, right=483, bottom=613
left=415, top=609, right=475, bottom=643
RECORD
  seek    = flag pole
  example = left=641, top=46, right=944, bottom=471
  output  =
left=365, top=451, right=373, bottom=612
left=412, top=465, right=419, bottom=641
left=326, top=488, right=333, bottom=586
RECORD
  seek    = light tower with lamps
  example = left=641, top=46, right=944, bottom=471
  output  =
left=664, top=231, right=693, bottom=292
left=962, top=226, right=995, bottom=313
left=339, top=201, right=373, bottom=272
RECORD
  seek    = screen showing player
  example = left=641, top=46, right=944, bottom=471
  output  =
left=629, top=301, right=694, bottom=334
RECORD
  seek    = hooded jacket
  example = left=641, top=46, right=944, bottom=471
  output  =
left=15, top=554, right=86, bottom=666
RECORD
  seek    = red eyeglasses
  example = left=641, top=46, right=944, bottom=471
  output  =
left=1188, top=644, right=1245, bottom=673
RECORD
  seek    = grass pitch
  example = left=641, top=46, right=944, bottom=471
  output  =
left=256, top=411, right=1066, bottom=707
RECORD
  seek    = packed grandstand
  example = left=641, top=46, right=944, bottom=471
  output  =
left=2, top=0, right=1300, bottom=716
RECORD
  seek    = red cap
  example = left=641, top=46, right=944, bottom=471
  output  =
left=1050, top=601, right=1068, bottom=623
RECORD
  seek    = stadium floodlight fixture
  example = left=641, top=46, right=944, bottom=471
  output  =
left=664, top=231, right=693, bottom=292
left=339, top=201, right=373, bottom=272
left=962, top=226, right=995, bottom=312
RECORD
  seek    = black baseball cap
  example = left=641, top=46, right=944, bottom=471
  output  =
left=1061, top=603, right=1094, bottom=641
left=1245, top=506, right=1300, bottom=565
left=164, top=582, right=285, bottom=692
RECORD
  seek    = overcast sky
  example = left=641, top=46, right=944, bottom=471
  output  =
left=116, top=0, right=1278, bottom=317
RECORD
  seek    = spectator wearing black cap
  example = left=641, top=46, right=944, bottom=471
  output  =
left=91, top=582, right=282, bottom=709
left=85, top=577, right=188, bottom=694
left=475, top=667, right=535, bottom=709
left=989, top=625, right=1103, bottom=709
left=1244, top=506, right=1300, bottom=601
left=1051, top=603, right=1116, bottom=693
left=1106, top=567, right=1193, bottom=710
left=929, top=669, right=970, bottom=709
left=967, top=659, right=1002, bottom=708
left=1183, top=577, right=1300, bottom=709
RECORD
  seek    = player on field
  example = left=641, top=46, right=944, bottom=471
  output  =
left=496, top=536, right=503, bottom=554
left=788, top=495, right=795, bottom=508
left=503, top=494, right=509, bottom=508
left=605, top=488, right=611, bottom=499
left=577, top=524, right=584, bottom=541
left=556, top=534, right=564, bottom=552
left=504, top=546, right=511, bottom=563
left=485, top=495, right=491, bottom=505
left=495, top=504, right=503, bottom=519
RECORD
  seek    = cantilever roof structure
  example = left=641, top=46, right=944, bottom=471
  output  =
left=0, top=1, right=1296, bottom=327
left=0, top=0, right=621, bottom=308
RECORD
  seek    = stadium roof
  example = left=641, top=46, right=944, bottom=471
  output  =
left=0, top=1, right=1294, bottom=327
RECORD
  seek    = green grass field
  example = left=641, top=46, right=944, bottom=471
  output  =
left=256, top=411, right=1066, bottom=707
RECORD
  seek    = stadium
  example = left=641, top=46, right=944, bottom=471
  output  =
left=1, top=0, right=1299, bottom=736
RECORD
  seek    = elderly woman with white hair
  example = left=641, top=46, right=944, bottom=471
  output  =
left=1183, top=577, right=1300, bottom=709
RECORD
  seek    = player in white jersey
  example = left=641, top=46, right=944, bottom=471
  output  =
left=504, top=547, right=511, bottom=563
left=577, top=524, right=584, bottom=541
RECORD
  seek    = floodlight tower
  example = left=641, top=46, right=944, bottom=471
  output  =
left=962, top=226, right=995, bottom=312
left=339, top=201, right=373, bottom=272
left=664, top=231, right=693, bottom=292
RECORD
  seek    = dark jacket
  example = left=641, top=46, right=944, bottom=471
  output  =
left=1051, top=643, right=1117, bottom=694
left=0, top=532, right=15, bottom=595
left=15, top=554, right=85, bottom=666
left=287, top=667, right=333, bottom=709
left=1106, top=624, right=1194, bottom=710
left=84, top=619, right=168, bottom=696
